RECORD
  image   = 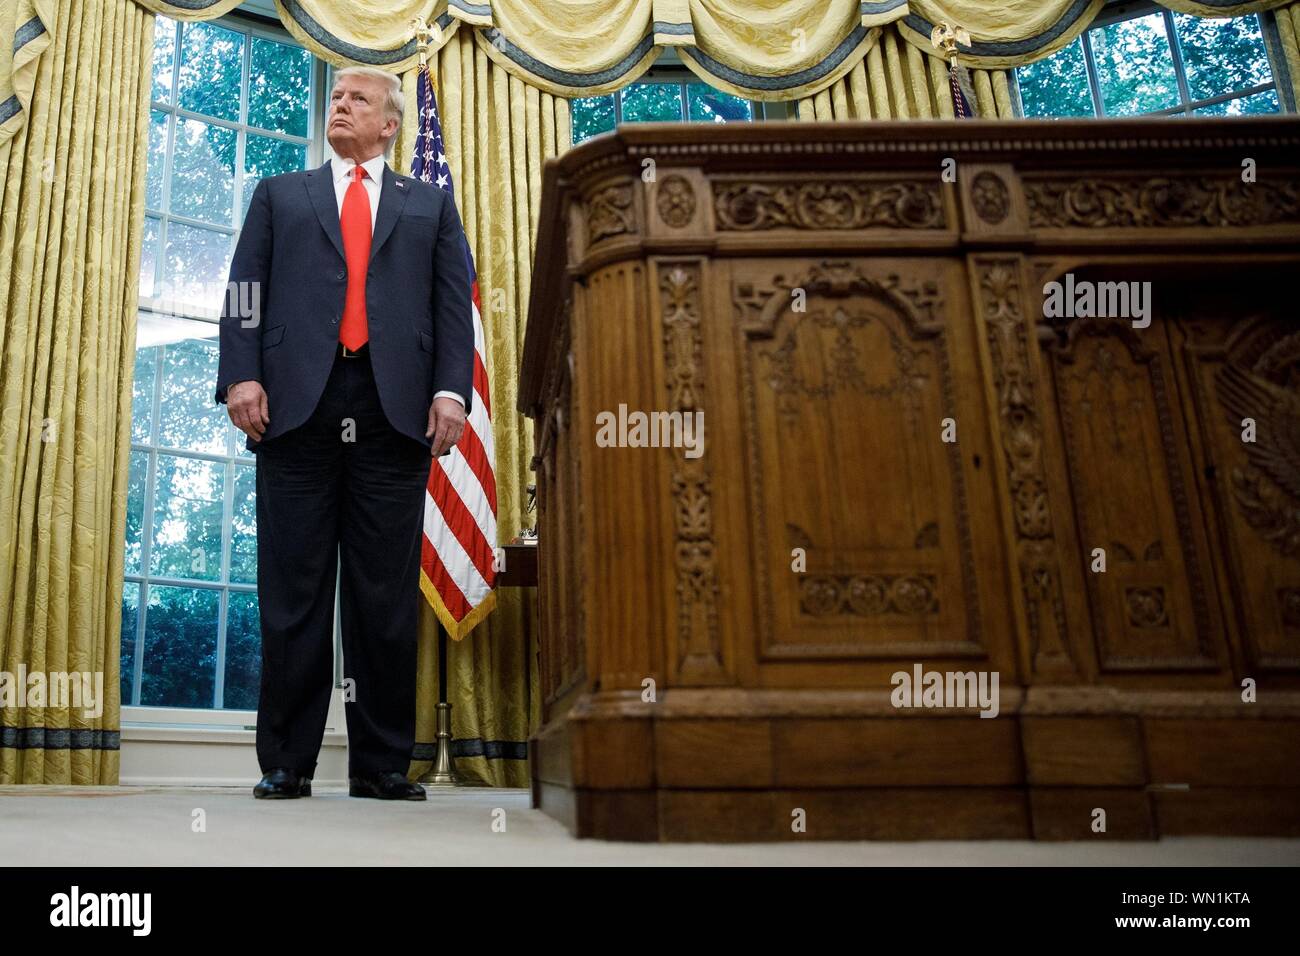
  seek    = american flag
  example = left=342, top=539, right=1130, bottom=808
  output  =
left=412, top=62, right=498, bottom=639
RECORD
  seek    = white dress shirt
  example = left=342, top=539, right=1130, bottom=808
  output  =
left=330, top=153, right=464, bottom=410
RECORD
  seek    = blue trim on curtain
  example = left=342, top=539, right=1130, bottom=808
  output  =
left=13, top=15, right=47, bottom=50
left=654, top=22, right=694, bottom=37
left=684, top=25, right=870, bottom=92
left=1, top=17, right=49, bottom=129
left=483, top=27, right=656, bottom=89
left=279, top=0, right=454, bottom=65
left=904, top=0, right=1095, bottom=58
left=0, top=727, right=121, bottom=750
left=412, top=738, right=528, bottom=761
left=450, top=0, right=492, bottom=16
left=151, top=0, right=232, bottom=10
left=861, top=0, right=907, bottom=14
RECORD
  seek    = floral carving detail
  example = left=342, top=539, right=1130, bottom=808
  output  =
left=971, top=172, right=1009, bottom=224
left=1228, top=466, right=1300, bottom=557
left=586, top=183, right=635, bottom=243
left=1125, top=587, right=1169, bottom=629
left=662, top=264, right=722, bottom=676
left=800, top=574, right=938, bottom=617
left=1025, top=176, right=1300, bottom=229
left=714, top=181, right=944, bottom=231
left=979, top=259, right=1072, bottom=671
left=656, top=175, right=696, bottom=228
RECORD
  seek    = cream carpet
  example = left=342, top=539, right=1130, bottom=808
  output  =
left=1, top=786, right=1297, bottom=865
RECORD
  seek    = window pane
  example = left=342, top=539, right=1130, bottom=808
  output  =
left=177, top=21, right=244, bottom=123
left=149, top=453, right=224, bottom=581
left=621, top=83, right=683, bottom=122
left=147, top=110, right=168, bottom=212
left=1174, top=13, right=1273, bottom=102
left=120, top=582, right=141, bottom=707
left=223, top=590, right=261, bottom=710
left=1193, top=88, right=1280, bottom=116
left=157, top=337, right=225, bottom=454
left=140, top=585, right=218, bottom=708
left=140, top=215, right=161, bottom=297
left=229, top=463, right=257, bottom=584
left=243, top=133, right=307, bottom=222
left=687, top=84, right=753, bottom=122
left=571, top=94, right=615, bottom=143
left=249, top=37, right=312, bottom=137
left=125, top=450, right=150, bottom=575
left=1091, top=13, right=1180, bottom=116
left=163, top=222, right=232, bottom=309
left=169, top=118, right=237, bottom=226
left=1016, top=39, right=1094, bottom=117
left=131, top=346, right=157, bottom=445
left=151, top=16, right=176, bottom=105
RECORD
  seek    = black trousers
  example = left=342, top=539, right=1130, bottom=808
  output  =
left=253, top=346, right=431, bottom=778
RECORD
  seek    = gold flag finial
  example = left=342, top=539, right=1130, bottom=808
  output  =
left=410, top=16, right=435, bottom=67
left=930, top=22, right=971, bottom=63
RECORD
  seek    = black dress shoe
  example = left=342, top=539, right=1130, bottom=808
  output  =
left=349, top=770, right=426, bottom=801
left=253, top=767, right=311, bottom=799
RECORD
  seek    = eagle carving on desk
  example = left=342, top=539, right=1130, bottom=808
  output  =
left=1216, top=333, right=1300, bottom=556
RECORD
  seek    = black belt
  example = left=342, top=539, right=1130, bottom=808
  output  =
left=337, top=341, right=369, bottom=358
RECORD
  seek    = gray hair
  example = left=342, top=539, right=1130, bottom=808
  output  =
left=332, top=66, right=404, bottom=157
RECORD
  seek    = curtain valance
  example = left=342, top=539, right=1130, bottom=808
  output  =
left=898, top=1, right=1293, bottom=68
left=126, top=0, right=1298, bottom=97
left=134, top=0, right=890, bottom=99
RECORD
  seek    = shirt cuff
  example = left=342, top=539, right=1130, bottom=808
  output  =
left=433, top=390, right=465, bottom=407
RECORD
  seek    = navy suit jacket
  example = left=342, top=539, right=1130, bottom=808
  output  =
left=213, top=159, right=474, bottom=451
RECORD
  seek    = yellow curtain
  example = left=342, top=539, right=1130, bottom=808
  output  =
left=392, top=36, right=571, bottom=788
left=0, top=0, right=152, bottom=784
left=0, top=0, right=54, bottom=145
left=795, top=22, right=1015, bottom=119
left=1276, top=2, right=1300, bottom=106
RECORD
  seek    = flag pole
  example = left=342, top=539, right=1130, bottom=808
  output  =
left=409, top=14, right=465, bottom=789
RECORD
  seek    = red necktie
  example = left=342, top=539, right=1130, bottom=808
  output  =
left=339, top=165, right=371, bottom=350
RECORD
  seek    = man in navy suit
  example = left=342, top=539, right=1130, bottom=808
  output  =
left=214, top=66, right=474, bottom=801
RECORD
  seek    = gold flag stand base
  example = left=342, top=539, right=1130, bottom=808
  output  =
left=416, top=620, right=492, bottom=788
left=419, top=702, right=462, bottom=787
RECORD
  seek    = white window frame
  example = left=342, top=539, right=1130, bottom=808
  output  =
left=123, top=8, right=349, bottom=783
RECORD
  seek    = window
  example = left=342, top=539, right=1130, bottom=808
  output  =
left=572, top=71, right=764, bottom=144
left=143, top=14, right=319, bottom=312
left=122, top=314, right=260, bottom=711
left=124, top=14, right=324, bottom=715
left=1016, top=5, right=1283, bottom=118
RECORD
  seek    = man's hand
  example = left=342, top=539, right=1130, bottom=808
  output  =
left=427, top=396, right=466, bottom=457
left=226, top=380, right=269, bottom=440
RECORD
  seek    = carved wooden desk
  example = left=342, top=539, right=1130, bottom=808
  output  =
left=519, top=119, right=1300, bottom=841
